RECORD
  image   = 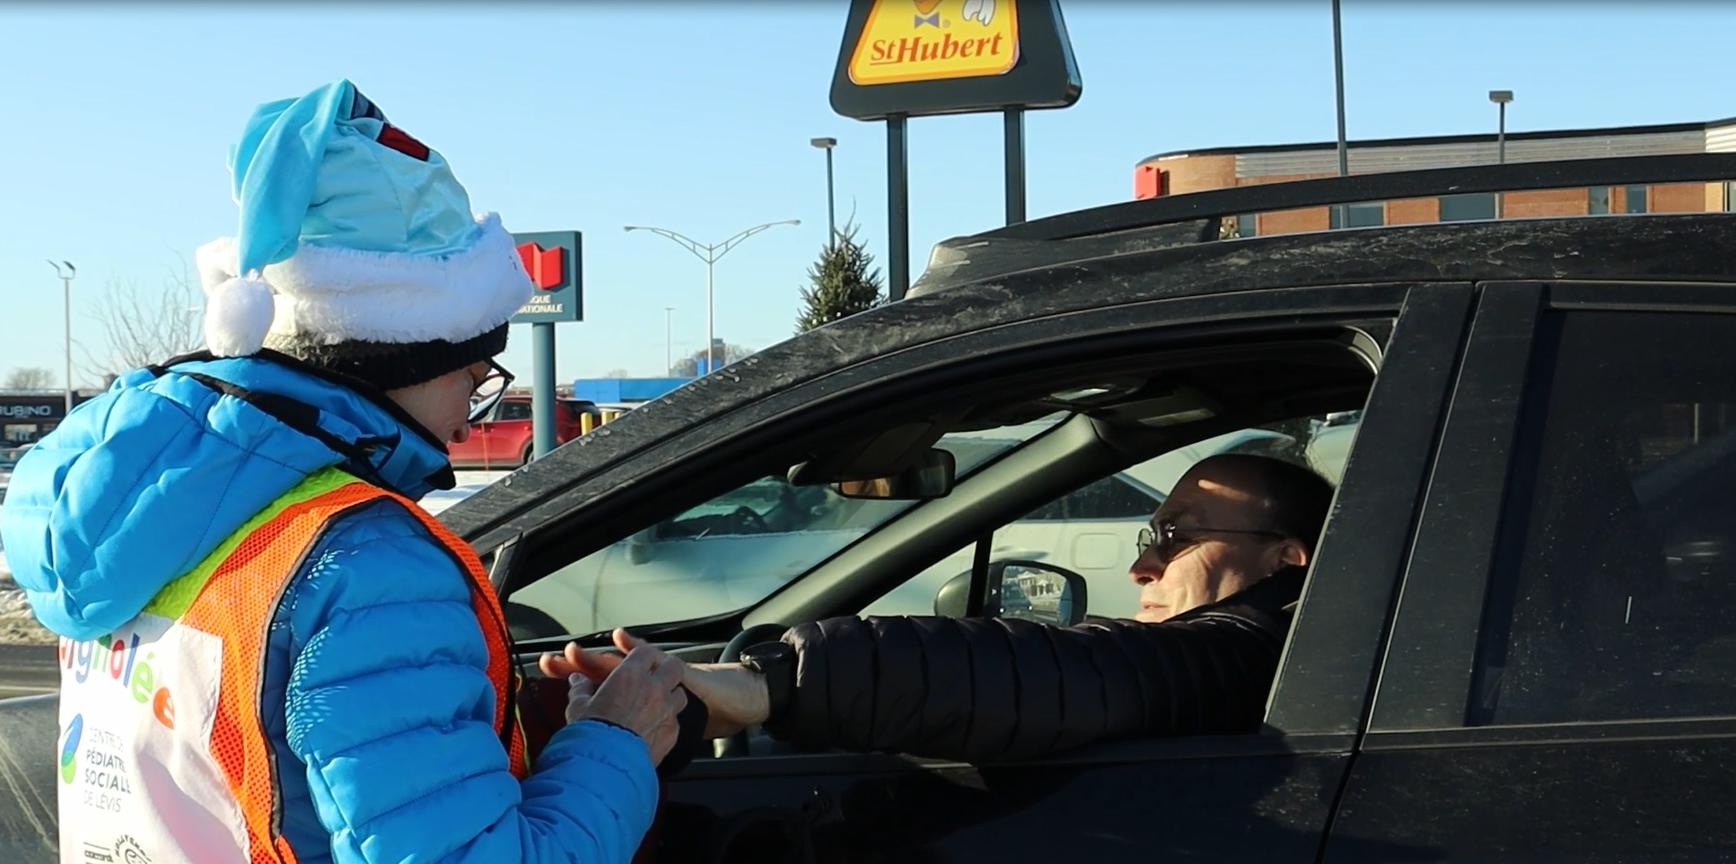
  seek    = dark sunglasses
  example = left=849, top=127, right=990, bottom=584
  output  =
left=466, top=360, right=515, bottom=424
left=1135, top=518, right=1288, bottom=563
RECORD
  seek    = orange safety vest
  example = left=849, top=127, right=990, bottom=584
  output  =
left=54, top=468, right=528, bottom=864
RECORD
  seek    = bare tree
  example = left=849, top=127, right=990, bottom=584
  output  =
left=83, top=255, right=205, bottom=378
left=4, top=367, right=54, bottom=390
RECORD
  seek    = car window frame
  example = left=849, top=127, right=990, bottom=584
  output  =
left=1369, top=280, right=1736, bottom=745
left=738, top=281, right=1475, bottom=771
left=495, top=282, right=1452, bottom=744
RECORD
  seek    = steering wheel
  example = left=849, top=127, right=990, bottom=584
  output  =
left=730, top=505, right=770, bottom=534
left=712, top=621, right=791, bottom=758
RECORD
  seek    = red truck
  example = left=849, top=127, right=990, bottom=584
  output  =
left=449, top=395, right=596, bottom=468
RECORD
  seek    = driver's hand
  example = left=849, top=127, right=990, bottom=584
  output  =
left=684, top=662, right=772, bottom=739
left=548, top=635, right=772, bottom=740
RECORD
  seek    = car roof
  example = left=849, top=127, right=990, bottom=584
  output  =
left=443, top=154, right=1736, bottom=546
left=908, top=152, right=1736, bottom=298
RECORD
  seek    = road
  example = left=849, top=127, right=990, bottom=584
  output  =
left=0, top=644, right=56, bottom=699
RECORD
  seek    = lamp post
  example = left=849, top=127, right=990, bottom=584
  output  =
left=663, top=306, right=675, bottom=375
left=1489, top=89, right=1514, bottom=218
left=46, top=260, right=75, bottom=414
left=1331, top=0, right=1350, bottom=229
left=625, top=220, right=800, bottom=376
left=811, top=137, right=838, bottom=244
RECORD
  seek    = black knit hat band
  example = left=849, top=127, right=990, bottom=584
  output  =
left=264, top=322, right=510, bottom=392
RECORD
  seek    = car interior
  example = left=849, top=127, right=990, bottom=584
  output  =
left=500, top=322, right=1388, bottom=757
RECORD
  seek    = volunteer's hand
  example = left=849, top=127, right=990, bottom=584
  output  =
left=539, top=629, right=686, bottom=763
left=552, top=639, right=772, bottom=740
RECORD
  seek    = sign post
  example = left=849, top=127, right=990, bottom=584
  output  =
left=830, top=0, right=1081, bottom=298
left=509, top=231, right=583, bottom=462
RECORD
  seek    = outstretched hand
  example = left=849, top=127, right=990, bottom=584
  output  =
left=539, top=628, right=686, bottom=763
left=541, top=631, right=773, bottom=740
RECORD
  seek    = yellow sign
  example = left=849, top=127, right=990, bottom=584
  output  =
left=848, top=0, right=1020, bottom=86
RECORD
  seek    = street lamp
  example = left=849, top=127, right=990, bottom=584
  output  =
left=46, top=260, right=75, bottom=415
left=663, top=306, right=675, bottom=375
left=625, top=220, right=800, bottom=377
left=1330, top=0, right=1350, bottom=230
left=811, top=137, right=839, bottom=244
left=1490, top=89, right=1514, bottom=218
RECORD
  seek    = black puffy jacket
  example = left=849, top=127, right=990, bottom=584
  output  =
left=761, top=567, right=1304, bottom=761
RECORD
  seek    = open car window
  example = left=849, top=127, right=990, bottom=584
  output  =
left=860, top=414, right=1360, bottom=619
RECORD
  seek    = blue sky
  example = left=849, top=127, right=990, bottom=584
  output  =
left=3, top=1, right=1734, bottom=385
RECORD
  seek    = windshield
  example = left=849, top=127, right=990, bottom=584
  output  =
left=508, top=412, right=1071, bottom=638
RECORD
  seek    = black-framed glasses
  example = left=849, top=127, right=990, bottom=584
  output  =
left=466, top=360, right=515, bottom=424
left=1135, top=518, right=1288, bottom=562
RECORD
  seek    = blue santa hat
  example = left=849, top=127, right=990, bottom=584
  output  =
left=195, top=79, right=531, bottom=390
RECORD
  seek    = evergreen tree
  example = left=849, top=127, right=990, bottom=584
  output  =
left=796, top=222, right=885, bottom=333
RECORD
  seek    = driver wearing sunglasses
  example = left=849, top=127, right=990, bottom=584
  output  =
left=1129, top=455, right=1319, bottom=623
left=612, top=453, right=1339, bottom=763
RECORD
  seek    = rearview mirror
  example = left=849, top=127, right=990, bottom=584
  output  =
left=623, top=527, right=656, bottom=565
left=831, top=448, right=956, bottom=500
left=934, top=559, right=1088, bottom=627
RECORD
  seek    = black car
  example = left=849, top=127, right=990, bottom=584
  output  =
left=10, top=153, right=1736, bottom=863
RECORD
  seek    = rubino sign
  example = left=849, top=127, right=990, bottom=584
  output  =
left=848, top=0, right=1020, bottom=86
left=0, top=394, right=77, bottom=424
left=509, top=231, right=583, bottom=324
left=831, top=0, right=1080, bottom=120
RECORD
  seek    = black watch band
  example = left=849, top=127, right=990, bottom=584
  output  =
left=738, top=640, right=797, bottom=728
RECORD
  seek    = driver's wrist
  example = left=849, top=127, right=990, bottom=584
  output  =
left=743, top=667, right=772, bottom=725
left=738, top=641, right=796, bottom=728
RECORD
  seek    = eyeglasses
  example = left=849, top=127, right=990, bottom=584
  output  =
left=1135, top=518, right=1288, bottom=563
left=466, top=360, right=515, bottom=424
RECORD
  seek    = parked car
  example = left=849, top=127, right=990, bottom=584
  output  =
left=11, top=153, right=1736, bottom=863
left=447, top=395, right=596, bottom=468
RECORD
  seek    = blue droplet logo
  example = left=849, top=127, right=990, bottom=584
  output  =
left=59, top=714, right=83, bottom=784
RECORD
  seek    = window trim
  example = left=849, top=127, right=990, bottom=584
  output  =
left=1330, top=201, right=1386, bottom=230
left=1439, top=192, right=1498, bottom=222
left=1625, top=184, right=1649, bottom=214
left=1370, top=281, right=1736, bottom=742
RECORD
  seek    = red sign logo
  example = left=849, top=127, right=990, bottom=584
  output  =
left=516, top=242, right=565, bottom=291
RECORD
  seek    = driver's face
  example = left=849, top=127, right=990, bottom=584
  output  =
left=1127, top=461, right=1296, bottom=623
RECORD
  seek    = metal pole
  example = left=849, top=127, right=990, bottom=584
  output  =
left=624, top=221, right=797, bottom=376
left=1004, top=109, right=1027, bottom=225
left=531, top=322, right=556, bottom=460
left=1331, top=0, right=1350, bottom=229
left=826, top=147, right=837, bottom=243
left=48, top=261, right=75, bottom=414
left=705, top=255, right=716, bottom=376
left=664, top=306, right=674, bottom=375
left=887, top=115, right=910, bottom=301
left=63, top=276, right=73, bottom=414
left=1496, top=102, right=1507, bottom=219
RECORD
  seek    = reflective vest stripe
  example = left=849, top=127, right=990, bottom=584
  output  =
left=161, top=468, right=526, bottom=862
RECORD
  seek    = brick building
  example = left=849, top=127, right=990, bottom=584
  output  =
left=1133, top=116, right=1736, bottom=237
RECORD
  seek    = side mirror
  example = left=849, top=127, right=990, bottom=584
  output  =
left=831, top=448, right=956, bottom=501
left=933, top=560, right=1089, bottom=627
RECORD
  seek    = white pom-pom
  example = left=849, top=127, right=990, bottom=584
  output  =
left=203, top=274, right=276, bottom=357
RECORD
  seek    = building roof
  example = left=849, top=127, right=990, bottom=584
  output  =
left=1139, top=115, right=1736, bottom=166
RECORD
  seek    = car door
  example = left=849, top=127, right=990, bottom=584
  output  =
left=485, top=400, right=533, bottom=465
left=1328, top=282, right=1736, bottom=862
left=495, top=282, right=1474, bottom=862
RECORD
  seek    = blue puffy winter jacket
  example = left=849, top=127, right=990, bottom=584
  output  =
left=0, top=356, right=656, bottom=864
